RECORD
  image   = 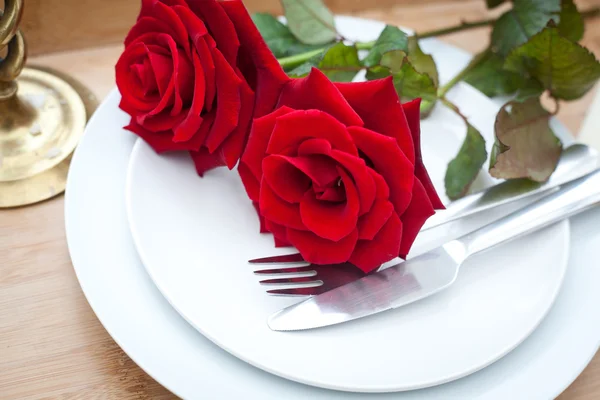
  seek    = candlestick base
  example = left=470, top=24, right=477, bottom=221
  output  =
left=0, top=65, right=97, bottom=208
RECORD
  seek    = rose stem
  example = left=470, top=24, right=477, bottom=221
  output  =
left=277, top=6, right=600, bottom=71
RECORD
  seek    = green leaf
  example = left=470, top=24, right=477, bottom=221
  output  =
left=363, top=25, right=408, bottom=67
left=374, top=50, right=438, bottom=102
left=288, top=42, right=361, bottom=82
left=445, top=122, right=488, bottom=200
left=514, top=79, right=544, bottom=101
left=489, top=97, right=562, bottom=181
left=504, top=24, right=600, bottom=100
left=557, top=0, right=584, bottom=42
left=407, top=36, right=439, bottom=87
left=281, top=0, right=338, bottom=45
left=491, top=0, right=561, bottom=56
left=463, top=50, right=526, bottom=97
left=251, top=13, right=326, bottom=58
left=486, top=0, right=507, bottom=9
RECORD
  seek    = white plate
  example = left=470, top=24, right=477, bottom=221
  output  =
left=65, top=18, right=600, bottom=400
left=125, top=17, right=569, bottom=392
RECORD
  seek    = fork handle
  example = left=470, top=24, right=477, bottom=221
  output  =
left=462, top=167, right=600, bottom=257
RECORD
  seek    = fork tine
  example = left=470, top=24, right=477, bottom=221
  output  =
left=249, top=253, right=304, bottom=264
left=253, top=265, right=315, bottom=276
left=259, top=277, right=323, bottom=286
left=267, top=287, right=324, bottom=296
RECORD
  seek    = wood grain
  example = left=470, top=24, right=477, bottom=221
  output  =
left=1, top=1, right=599, bottom=399
left=19, top=0, right=450, bottom=56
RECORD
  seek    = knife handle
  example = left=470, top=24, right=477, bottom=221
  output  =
left=462, top=168, right=600, bottom=257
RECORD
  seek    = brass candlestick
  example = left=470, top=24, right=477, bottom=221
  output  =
left=0, top=0, right=98, bottom=208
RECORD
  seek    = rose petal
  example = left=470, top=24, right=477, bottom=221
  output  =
left=218, top=76, right=255, bottom=169
left=349, top=126, right=414, bottom=214
left=399, top=177, right=435, bottom=258
left=221, top=0, right=290, bottom=117
left=173, top=52, right=205, bottom=142
left=330, top=150, right=376, bottom=215
left=126, top=120, right=195, bottom=153
left=357, top=200, right=394, bottom=240
left=204, top=50, right=242, bottom=152
left=259, top=182, right=306, bottom=230
left=287, top=228, right=358, bottom=265
left=403, top=98, right=445, bottom=209
left=268, top=110, right=358, bottom=156
left=277, top=68, right=364, bottom=127
left=299, top=168, right=359, bottom=241
left=239, top=163, right=260, bottom=202
left=297, top=138, right=332, bottom=156
left=239, top=106, right=295, bottom=183
left=189, top=147, right=226, bottom=176
left=350, top=212, right=402, bottom=273
left=369, top=169, right=390, bottom=200
left=116, top=43, right=157, bottom=112
left=172, top=5, right=215, bottom=110
left=265, top=220, right=292, bottom=247
left=188, top=0, right=240, bottom=65
left=144, top=2, right=191, bottom=51
left=146, top=45, right=172, bottom=97
left=336, top=77, right=415, bottom=164
left=262, top=156, right=313, bottom=204
left=252, top=201, right=268, bottom=233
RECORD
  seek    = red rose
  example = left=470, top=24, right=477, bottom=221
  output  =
left=239, top=69, right=444, bottom=273
left=115, top=0, right=289, bottom=175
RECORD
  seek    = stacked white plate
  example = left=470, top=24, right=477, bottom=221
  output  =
left=65, top=16, right=600, bottom=399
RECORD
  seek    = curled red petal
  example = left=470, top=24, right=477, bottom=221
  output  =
left=204, top=50, right=242, bottom=152
left=262, top=155, right=312, bottom=204
left=221, top=0, right=290, bottom=117
left=357, top=200, right=394, bottom=240
left=126, top=120, right=192, bottom=153
left=239, top=106, right=295, bottom=187
left=239, top=163, right=261, bottom=202
left=299, top=168, right=359, bottom=241
left=399, top=177, right=435, bottom=258
left=172, top=5, right=215, bottom=111
left=218, top=76, right=255, bottom=170
left=369, top=169, right=390, bottom=200
left=188, top=0, right=239, bottom=65
left=287, top=228, right=358, bottom=266
left=336, top=77, right=415, bottom=164
left=277, top=68, right=363, bottom=127
left=297, top=138, right=332, bottom=156
left=349, top=126, right=414, bottom=214
left=265, top=220, right=292, bottom=247
left=330, top=150, right=376, bottom=215
left=403, top=98, right=445, bottom=210
left=116, top=42, right=157, bottom=112
left=189, top=146, right=226, bottom=176
left=268, top=110, right=357, bottom=156
left=172, top=52, right=204, bottom=142
left=350, top=212, right=402, bottom=273
left=259, top=182, right=306, bottom=230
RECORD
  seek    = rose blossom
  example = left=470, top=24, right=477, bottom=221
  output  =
left=115, top=0, right=289, bottom=175
left=239, top=68, right=444, bottom=273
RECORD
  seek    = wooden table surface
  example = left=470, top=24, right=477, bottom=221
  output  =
left=2, top=1, right=599, bottom=398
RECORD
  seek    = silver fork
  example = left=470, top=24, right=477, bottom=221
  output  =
left=253, top=261, right=372, bottom=296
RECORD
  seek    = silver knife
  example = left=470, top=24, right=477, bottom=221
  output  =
left=268, top=167, right=600, bottom=331
left=422, top=143, right=598, bottom=231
